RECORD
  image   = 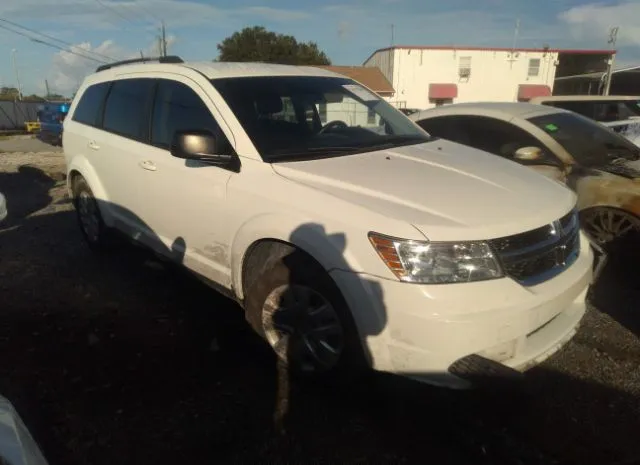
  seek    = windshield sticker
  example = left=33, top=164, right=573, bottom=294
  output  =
left=544, top=123, right=559, bottom=132
left=342, top=84, right=378, bottom=102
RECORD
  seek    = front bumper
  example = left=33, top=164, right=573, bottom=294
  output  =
left=331, top=235, right=593, bottom=388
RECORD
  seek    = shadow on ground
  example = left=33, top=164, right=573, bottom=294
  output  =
left=589, top=252, right=640, bottom=339
left=0, top=167, right=639, bottom=465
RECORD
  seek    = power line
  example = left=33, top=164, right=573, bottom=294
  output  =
left=93, top=0, right=140, bottom=27
left=92, top=0, right=166, bottom=52
left=135, top=1, right=163, bottom=23
left=0, top=17, right=116, bottom=62
left=0, top=23, right=107, bottom=64
left=114, top=0, right=161, bottom=28
left=603, top=26, right=619, bottom=96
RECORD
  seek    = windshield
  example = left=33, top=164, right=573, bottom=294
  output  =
left=211, top=76, right=431, bottom=161
left=528, top=112, right=640, bottom=166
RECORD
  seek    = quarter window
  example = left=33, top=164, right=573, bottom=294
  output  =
left=71, top=82, right=110, bottom=127
left=102, top=78, right=155, bottom=140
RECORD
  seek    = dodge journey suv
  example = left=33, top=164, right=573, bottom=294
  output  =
left=63, top=57, right=593, bottom=388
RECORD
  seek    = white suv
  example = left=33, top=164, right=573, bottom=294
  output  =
left=63, top=57, right=593, bottom=388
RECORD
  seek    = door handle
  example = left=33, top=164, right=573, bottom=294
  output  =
left=88, top=141, right=100, bottom=150
left=139, top=160, right=157, bottom=171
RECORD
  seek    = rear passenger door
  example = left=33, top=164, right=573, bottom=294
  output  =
left=92, top=78, right=156, bottom=232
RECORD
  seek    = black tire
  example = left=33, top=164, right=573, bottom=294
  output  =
left=244, top=247, right=367, bottom=384
left=72, top=177, right=117, bottom=252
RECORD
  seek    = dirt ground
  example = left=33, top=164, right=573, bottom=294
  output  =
left=1, top=145, right=639, bottom=465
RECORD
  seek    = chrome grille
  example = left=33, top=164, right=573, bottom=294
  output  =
left=489, top=209, right=580, bottom=286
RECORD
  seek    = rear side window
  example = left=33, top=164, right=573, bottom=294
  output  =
left=151, top=79, right=227, bottom=149
left=71, top=82, right=110, bottom=126
left=549, top=101, right=595, bottom=119
left=103, top=78, right=155, bottom=140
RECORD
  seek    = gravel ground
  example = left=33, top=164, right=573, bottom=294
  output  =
left=0, top=137, right=63, bottom=155
left=0, top=143, right=639, bottom=465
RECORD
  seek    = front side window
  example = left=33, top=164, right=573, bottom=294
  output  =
left=428, top=115, right=556, bottom=164
left=102, top=78, right=155, bottom=140
left=151, top=79, right=227, bottom=150
left=415, top=115, right=464, bottom=142
left=71, top=82, right=110, bottom=127
left=529, top=112, right=640, bottom=166
left=211, top=76, right=431, bottom=162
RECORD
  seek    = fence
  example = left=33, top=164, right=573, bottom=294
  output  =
left=0, top=101, right=41, bottom=130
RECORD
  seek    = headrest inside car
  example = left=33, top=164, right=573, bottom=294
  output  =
left=255, top=95, right=283, bottom=115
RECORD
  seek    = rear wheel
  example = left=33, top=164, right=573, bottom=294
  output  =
left=72, top=177, right=117, bottom=252
left=244, top=248, right=366, bottom=382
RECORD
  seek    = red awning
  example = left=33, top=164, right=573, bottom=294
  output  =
left=429, top=83, right=458, bottom=99
left=518, top=84, right=551, bottom=100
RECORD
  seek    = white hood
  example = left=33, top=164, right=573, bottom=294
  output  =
left=272, top=140, right=576, bottom=241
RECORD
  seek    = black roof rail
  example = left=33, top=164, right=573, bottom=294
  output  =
left=95, top=55, right=184, bottom=72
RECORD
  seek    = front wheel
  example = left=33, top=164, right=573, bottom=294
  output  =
left=581, top=207, right=640, bottom=279
left=581, top=208, right=640, bottom=252
left=244, top=249, right=366, bottom=381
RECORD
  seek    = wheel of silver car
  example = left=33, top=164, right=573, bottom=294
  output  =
left=262, top=283, right=345, bottom=373
left=72, top=177, right=116, bottom=252
left=581, top=207, right=640, bottom=247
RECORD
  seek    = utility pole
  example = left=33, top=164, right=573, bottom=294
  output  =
left=11, top=49, right=22, bottom=101
left=390, top=24, right=395, bottom=46
left=603, top=26, right=619, bottom=96
left=161, top=21, right=168, bottom=57
left=511, top=18, right=521, bottom=54
left=45, top=79, right=50, bottom=99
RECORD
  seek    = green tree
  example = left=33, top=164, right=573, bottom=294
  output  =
left=0, top=87, right=20, bottom=101
left=216, top=26, right=331, bottom=65
left=23, top=94, right=45, bottom=102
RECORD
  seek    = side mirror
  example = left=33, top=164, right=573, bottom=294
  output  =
left=170, top=130, right=239, bottom=171
left=513, top=146, right=543, bottom=161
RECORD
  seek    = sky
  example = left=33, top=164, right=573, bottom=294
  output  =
left=0, top=0, right=639, bottom=96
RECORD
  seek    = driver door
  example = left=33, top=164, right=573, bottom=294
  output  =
left=134, top=78, right=238, bottom=287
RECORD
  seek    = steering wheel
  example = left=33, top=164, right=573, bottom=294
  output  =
left=318, top=120, right=348, bottom=134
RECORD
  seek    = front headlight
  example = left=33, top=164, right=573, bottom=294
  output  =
left=369, top=232, right=504, bottom=284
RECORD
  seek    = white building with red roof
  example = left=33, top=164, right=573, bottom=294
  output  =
left=363, top=45, right=615, bottom=110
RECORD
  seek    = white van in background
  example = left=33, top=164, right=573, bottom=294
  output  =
left=530, top=95, right=640, bottom=146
